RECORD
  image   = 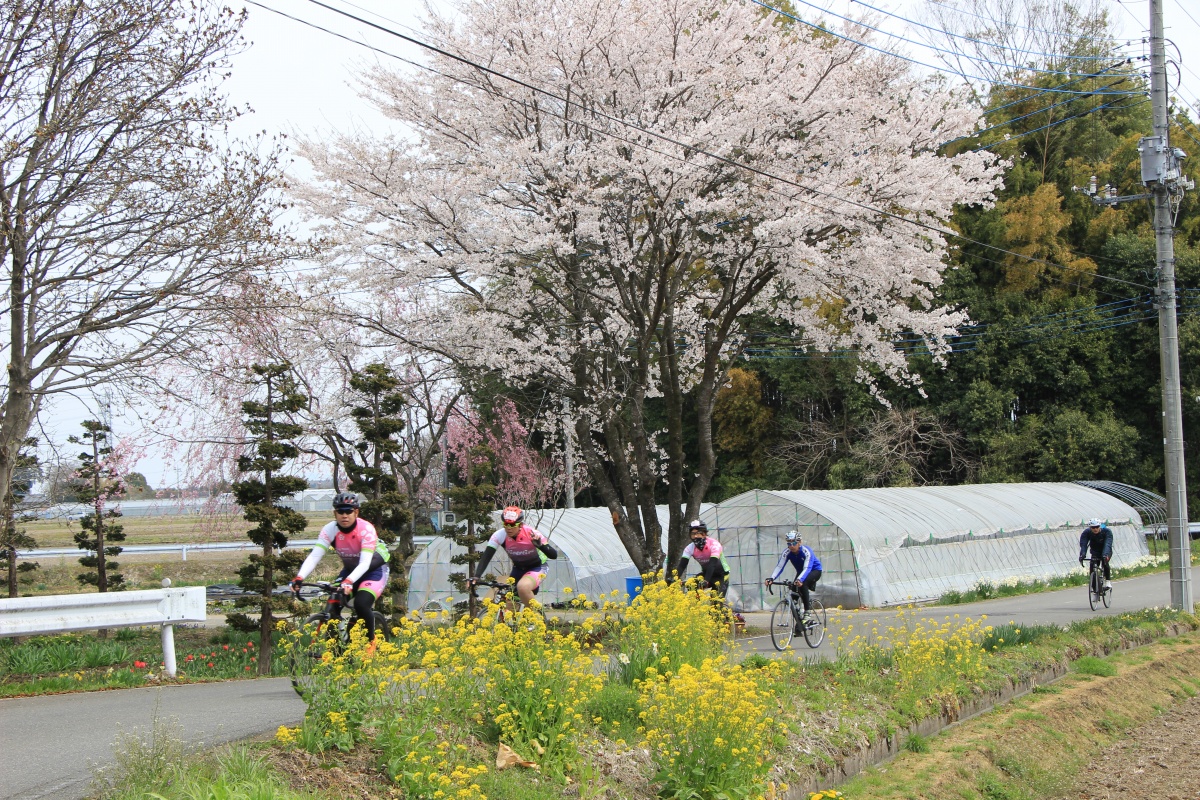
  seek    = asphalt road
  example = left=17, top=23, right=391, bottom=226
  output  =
left=735, top=565, right=1200, bottom=657
left=0, top=678, right=305, bottom=800
left=2, top=565, right=1196, bottom=800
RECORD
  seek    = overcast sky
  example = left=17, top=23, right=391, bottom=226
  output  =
left=43, top=0, right=1200, bottom=486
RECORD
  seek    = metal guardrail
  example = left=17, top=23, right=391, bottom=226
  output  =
left=0, top=582, right=205, bottom=677
left=18, top=535, right=436, bottom=561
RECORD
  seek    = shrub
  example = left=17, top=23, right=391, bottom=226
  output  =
left=638, top=657, right=776, bottom=800
left=612, top=574, right=727, bottom=686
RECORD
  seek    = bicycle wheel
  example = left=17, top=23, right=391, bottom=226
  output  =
left=289, top=613, right=337, bottom=699
left=1102, top=577, right=1112, bottom=608
left=1088, top=569, right=1099, bottom=611
left=802, top=598, right=826, bottom=648
left=369, top=611, right=392, bottom=640
left=770, top=599, right=795, bottom=650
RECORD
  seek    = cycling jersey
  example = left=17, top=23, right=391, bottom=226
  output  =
left=486, top=525, right=551, bottom=568
left=770, top=545, right=822, bottom=583
left=681, top=538, right=729, bottom=571
left=473, top=524, right=558, bottom=580
left=1078, top=526, right=1114, bottom=561
left=296, top=518, right=390, bottom=588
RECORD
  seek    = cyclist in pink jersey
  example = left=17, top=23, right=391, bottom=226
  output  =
left=674, top=520, right=731, bottom=598
left=291, top=492, right=391, bottom=641
left=469, top=505, right=558, bottom=604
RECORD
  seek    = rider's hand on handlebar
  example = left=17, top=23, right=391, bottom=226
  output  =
left=1079, top=558, right=1085, bottom=566
left=764, top=578, right=773, bottom=587
left=339, top=580, right=354, bottom=596
left=467, top=577, right=479, bottom=587
left=291, top=576, right=304, bottom=592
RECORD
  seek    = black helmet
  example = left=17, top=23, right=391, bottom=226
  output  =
left=333, top=492, right=360, bottom=511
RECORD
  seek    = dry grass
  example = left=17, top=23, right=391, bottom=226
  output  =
left=19, top=511, right=330, bottom=548
left=839, top=633, right=1200, bottom=799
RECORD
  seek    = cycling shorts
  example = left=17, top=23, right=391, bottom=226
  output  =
left=510, top=561, right=549, bottom=587
left=338, top=564, right=390, bottom=599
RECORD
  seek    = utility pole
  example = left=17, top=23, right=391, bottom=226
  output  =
left=1147, top=0, right=1193, bottom=612
left=1075, top=0, right=1193, bottom=610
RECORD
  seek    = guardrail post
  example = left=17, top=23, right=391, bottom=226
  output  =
left=181, top=545, right=188, bottom=562
left=160, top=579, right=178, bottom=677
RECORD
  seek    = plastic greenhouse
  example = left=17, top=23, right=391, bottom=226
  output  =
left=406, top=505, right=710, bottom=613
left=703, top=482, right=1151, bottom=611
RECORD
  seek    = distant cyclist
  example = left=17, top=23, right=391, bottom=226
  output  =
left=1078, top=518, right=1114, bottom=590
left=291, top=492, right=391, bottom=643
left=765, top=530, right=822, bottom=630
left=675, top=520, right=730, bottom=598
left=470, top=505, right=558, bottom=605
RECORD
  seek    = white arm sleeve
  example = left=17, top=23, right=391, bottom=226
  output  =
left=296, top=548, right=325, bottom=581
left=342, top=550, right=374, bottom=585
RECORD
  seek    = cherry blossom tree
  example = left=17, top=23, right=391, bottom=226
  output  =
left=0, top=0, right=288, bottom=545
left=296, top=0, right=1002, bottom=573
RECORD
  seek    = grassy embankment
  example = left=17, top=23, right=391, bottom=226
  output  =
left=836, top=633, right=1200, bottom=799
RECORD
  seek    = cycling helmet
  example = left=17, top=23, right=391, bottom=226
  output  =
left=501, top=505, right=524, bottom=526
left=688, top=519, right=707, bottom=533
left=1087, top=518, right=1102, bottom=528
left=332, top=492, right=360, bottom=511
left=785, top=530, right=800, bottom=544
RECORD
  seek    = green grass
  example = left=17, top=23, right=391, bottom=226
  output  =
left=1072, top=656, right=1118, bottom=677
left=0, top=627, right=290, bottom=697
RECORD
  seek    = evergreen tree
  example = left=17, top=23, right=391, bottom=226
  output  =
left=342, top=363, right=414, bottom=615
left=444, top=421, right=499, bottom=618
left=71, top=422, right=126, bottom=594
left=229, top=364, right=309, bottom=675
left=1, top=438, right=40, bottom=597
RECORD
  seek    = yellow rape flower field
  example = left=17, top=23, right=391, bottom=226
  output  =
left=97, top=580, right=1200, bottom=800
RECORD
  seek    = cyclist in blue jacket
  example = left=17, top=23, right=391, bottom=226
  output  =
left=1078, top=518, right=1114, bottom=590
left=765, top=530, right=823, bottom=631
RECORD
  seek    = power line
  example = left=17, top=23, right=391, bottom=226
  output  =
left=254, top=0, right=1154, bottom=293
left=920, top=0, right=1140, bottom=43
left=845, top=0, right=1125, bottom=62
left=968, top=97, right=1149, bottom=152
left=780, top=0, right=1129, bottom=78
left=744, top=0, right=1140, bottom=93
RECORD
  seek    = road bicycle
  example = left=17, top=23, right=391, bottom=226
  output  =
left=768, top=581, right=826, bottom=650
left=1085, top=557, right=1112, bottom=611
left=286, top=581, right=390, bottom=698
left=468, top=579, right=546, bottom=628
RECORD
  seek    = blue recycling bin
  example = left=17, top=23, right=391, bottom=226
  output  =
left=625, top=576, right=644, bottom=605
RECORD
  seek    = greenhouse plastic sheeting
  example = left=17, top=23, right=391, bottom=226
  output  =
left=702, top=482, right=1150, bottom=611
left=407, top=505, right=710, bottom=614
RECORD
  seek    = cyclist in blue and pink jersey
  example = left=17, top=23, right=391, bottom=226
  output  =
left=765, top=530, right=822, bottom=628
left=291, top=492, right=391, bottom=641
left=675, top=521, right=731, bottom=598
left=469, top=505, right=558, bottom=604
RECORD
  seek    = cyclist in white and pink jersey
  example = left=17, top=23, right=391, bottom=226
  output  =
left=675, top=520, right=731, bottom=598
left=292, top=492, right=391, bottom=641
left=469, top=505, right=558, bottom=604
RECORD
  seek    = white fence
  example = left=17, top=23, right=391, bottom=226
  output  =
left=0, top=582, right=206, bottom=676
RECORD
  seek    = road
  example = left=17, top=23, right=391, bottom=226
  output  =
left=734, top=565, right=1200, bottom=657
left=1, top=565, right=1196, bottom=800
left=0, top=678, right=305, bottom=800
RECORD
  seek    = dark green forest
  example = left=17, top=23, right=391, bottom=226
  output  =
left=702, top=13, right=1200, bottom=509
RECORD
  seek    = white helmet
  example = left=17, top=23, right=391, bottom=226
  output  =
left=785, top=530, right=800, bottom=543
left=1087, top=518, right=1102, bottom=528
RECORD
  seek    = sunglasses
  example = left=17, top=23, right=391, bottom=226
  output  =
left=503, top=522, right=520, bottom=528
left=334, top=507, right=357, bottom=514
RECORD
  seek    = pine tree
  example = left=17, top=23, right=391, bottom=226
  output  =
left=342, top=363, right=414, bottom=615
left=1, top=438, right=40, bottom=597
left=71, top=422, right=126, bottom=595
left=229, top=364, right=309, bottom=675
left=444, top=421, right=499, bottom=618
